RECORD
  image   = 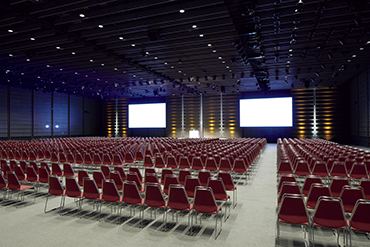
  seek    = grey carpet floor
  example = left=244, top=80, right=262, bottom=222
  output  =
left=1, top=143, right=369, bottom=247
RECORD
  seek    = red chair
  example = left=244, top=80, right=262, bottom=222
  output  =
left=347, top=199, right=370, bottom=247
left=154, top=154, right=166, bottom=168
left=219, top=157, right=232, bottom=172
left=82, top=178, right=102, bottom=218
left=294, top=160, right=311, bottom=177
left=51, top=152, right=59, bottom=162
left=330, top=161, right=348, bottom=178
left=102, top=179, right=123, bottom=224
left=166, top=155, right=178, bottom=169
left=1, top=162, right=12, bottom=179
left=84, top=153, right=93, bottom=166
left=101, top=165, right=112, bottom=179
left=112, top=154, right=124, bottom=166
left=0, top=172, right=8, bottom=200
left=51, top=163, right=63, bottom=177
left=330, top=177, right=350, bottom=198
left=144, top=167, right=156, bottom=176
left=192, top=186, right=222, bottom=239
left=218, top=171, right=237, bottom=208
left=122, top=180, right=144, bottom=219
left=124, top=152, right=135, bottom=164
left=65, top=177, right=83, bottom=215
left=26, top=166, right=40, bottom=192
left=19, top=161, right=28, bottom=173
left=14, top=165, right=26, bottom=182
left=191, top=157, right=203, bottom=171
left=63, top=163, right=77, bottom=177
left=74, top=153, right=84, bottom=165
left=278, top=181, right=301, bottom=204
left=162, top=174, right=180, bottom=195
left=7, top=171, right=35, bottom=205
left=233, top=158, right=248, bottom=175
left=144, top=182, right=167, bottom=221
left=143, top=155, right=154, bottom=167
left=58, top=153, right=67, bottom=163
left=198, top=169, right=211, bottom=187
left=339, top=185, right=365, bottom=213
left=44, top=175, right=65, bottom=214
left=129, top=167, right=143, bottom=183
left=178, top=169, right=191, bottom=185
left=38, top=167, right=50, bottom=186
left=102, top=154, right=112, bottom=165
left=359, top=178, right=370, bottom=200
left=349, top=162, right=368, bottom=180
left=184, top=175, right=200, bottom=198
left=29, top=162, right=39, bottom=175
left=311, top=196, right=346, bottom=246
left=160, top=168, right=174, bottom=185
left=277, top=174, right=297, bottom=194
left=178, top=156, right=191, bottom=169
left=205, top=157, right=218, bottom=172
left=145, top=173, right=160, bottom=184
left=312, top=161, right=330, bottom=178
left=277, top=193, right=309, bottom=245
left=306, top=184, right=332, bottom=209
left=109, top=171, right=123, bottom=191
left=167, top=184, right=193, bottom=226
left=67, top=153, right=75, bottom=164
left=93, top=154, right=102, bottom=165
left=207, top=177, right=230, bottom=220
left=78, top=170, right=89, bottom=186
left=301, top=175, right=322, bottom=197
left=127, top=172, right=144, bottom=192
left=93, top=171, right=106, bottom=189
left=114, top=166, right=127, bottom=181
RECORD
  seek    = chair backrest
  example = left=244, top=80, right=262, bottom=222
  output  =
left=312, top=161, right=329, bottom=177
left=144, top=168, right=156, bottom=176
left=101, top=165, right=111, bottom=178
left=74, top=153, right=84, bottom=164
left=302, top=175, right=322, bottom=197
left=102, top=179, right=121, bottom=203
left=207, top=177, right=228, bottom=201
left=129, top=167, right=143, bottom=182
left=14, top=165, right=26, bottom=181
left=178, top=169, right=191, bottom=185
left=233, top=158, right=248, bottom=173
left=349, top=163, right=368, bottom=180
left=163, top=174, right=180, bottom=195
left=125, top=152, right=134, bottom=163
left=29, top=162, right=39, bottom=174
left=330, top=161, right=348, bottom=178
left=48, top=175, right=64, bottom=196
left=350, top=199, right=370, bottom=232
left=66, top=177, right=82, bottom=198
left=102, top=154, right=112, bottom=165
left=78, top=170, right=89, bottom=186
left=7, top=171, right=20, bottom=190
left=166, top=155, right=178, bottom=169
left=112, top=154, right=123, bottom=166
left=59, top=153, right=67, bottom=163
left=278, top=193, right=308, bottom=225
left=93, top=154, right=102, bottom=165
left=306, top=183, right=332, bottom=209
left=109, top=171, right=123, bottom=190
left=63, top=163, right=75, bottom=177
left=145, top=182, right=165, bottom=208
left=217, top=171, right=235, bottom=191
left=219, top=157, right=232, bottom=171
left=184, top=175, right=201, bottom=198
left=154, top=154, right=165, bottom=168
left=330, top=177, right=350, bottom=197
left=123, top=180, right=142, bottom=205
left=145, top=173, right=160, bottom=184
left=1, top=163, right=12, bottom=179
left=83, top=178, right=100, bottom=200
left=294, top=160, right=311, bottom=176
left=198, top=169, right=211, bottom=187
left=313, top=196, right=346, bottom=229
left=19, top=161, right=28, bottom=172
left=51, top=163, right=63, bottom=176
left=93, top=171, right=106, bottom=189
left=38, top=167, right=50, bottom=184
left=84, top=153, right=93, bottom=164
left=160, top=168, right=174, bottom=184
left=278, top=174, right=297, bottom=193
left=194, top=186, right=218, bottom=214
left=359, top=179, right=370, bottom=200
left=278, top=181, right=301, bottom=204
left=168, top=184, right=190, bottom=211
left=114, top=166, right=127, bottom=181
left=205, top=157, right=218, bottom=171
left=67, top=153, right=75, bottom=163
left=179, top=156, right=191, bottom=169
left=339, top=185, right=365, bottom=213
left=127, top=172, right=142, bottom=191
left=26, top=166, right=38, bottom=183
left=191, top=157, right=204, bottom=170
left=144, top=154, right=154, bottom=167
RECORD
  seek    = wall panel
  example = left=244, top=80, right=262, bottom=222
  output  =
left=84, top=97, right=98, bottom=136
left=53, top=92, right=68, bottom=137
left=70, top=94, right=83, bottom=136
left=203, top=95, right=220, bottom=138
left=34, top=90, right=51, bottom=137
left=166, top=96, right=182, bottom=137
left=184, top=95, right=200, bottom=138
left=0, top=85, right=8, bottom=138
left=10, top=88, right=31, bottom=138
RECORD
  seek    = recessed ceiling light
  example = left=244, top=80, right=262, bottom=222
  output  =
left=222, top=61, right=225, bottom=63
left=146, top=51, right=149, bottom=55
left=154, top=56, right=158, bottom=59
left=72, top=52, right=76, bottom=55
left=8, top=29, right=13, bottom=33
left=79, top=14, right=85, bottom=18
left=119, top=37, right=124, bottom=40
left=218, top=56, right=222, bottom=59
left=75, top=72, right=78, bottom=74
left=226, top=66, right=229, bottom=68
left=179, top=9, right=185, bottom=13
left=192, top=25, right=197, bottom=28
left=352, top=54, right=356, bottom=58
left=164, top=62, right=167, bottom=65
left=289, top=49, right=293, bottom=52
left=178, top=71, right=182, bottom=73
left=213, top=50, right=216, bottom=52
left=98, top=25, right=103, bottom=28
left=60, top=69, right=63, bottom=71
left=348, top=59, right=351, bottom=62
left=360, top=47, right=364, bottom=50
left=30, top=37, right=35, bottom=41
left=101, top=64, right=104, bottom=66
left=199, top=34, right=204, bottom=37
left=114, top=68, right=118, bottom=70
left=90, top=59, right=93, bottom=62
left=171, top=66, right=174, bottom=69
left=56, top=46, right=61, bottom=49
left=26, top=59, right=30, bottom=62
left=133, top=75, right=136, bottom=77
left=46, top=65, right=50, bottom=67
left=208, top=44, right=212, bottom=46
left=85, top=75, right=88, bottom=77
left=367, top=41, right=370, bottom=44
left=131, top=44, right=135, bottom=47
left=9, top=54, right=13, bottom=57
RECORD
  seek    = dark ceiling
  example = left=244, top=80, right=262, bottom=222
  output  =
left=0, top=0, right=370, bottom=98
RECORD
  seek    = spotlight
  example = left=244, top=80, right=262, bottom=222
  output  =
left=297, top=0, right=304, bottom=6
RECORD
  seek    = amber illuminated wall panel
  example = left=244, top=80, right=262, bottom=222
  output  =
left=117, top=99, right=128, bottom=137
left=203, top=95, right=220, bottom=138
left=291, top=89, right=314, bottom=139
left=104, top=99, right=116, bottom=137
left=184, top=95, right=200, bottom=138
left=222, top=93, right=241, bottom=138
left=166, top=96, right=182, bottom=137
left=315, top=89, right=341, bottom=141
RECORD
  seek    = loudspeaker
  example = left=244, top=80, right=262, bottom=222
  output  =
left=221, top=86, right=226, bottom=93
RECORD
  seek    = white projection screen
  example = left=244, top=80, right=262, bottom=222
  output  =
left=239, top=97, right=293, bottom=127
left=128, top=103, right=166, bottom=128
